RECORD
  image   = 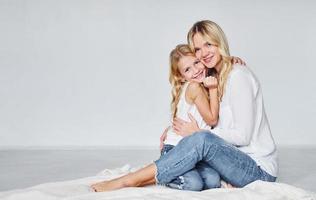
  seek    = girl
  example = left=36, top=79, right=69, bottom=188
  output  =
left=91, top=44, right=220, bottom=192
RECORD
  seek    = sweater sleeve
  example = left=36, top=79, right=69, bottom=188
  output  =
left=212, top=69, right=257, bottom=146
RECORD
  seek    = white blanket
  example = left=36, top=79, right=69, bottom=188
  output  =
left=1, top=165, right=315, bottom=200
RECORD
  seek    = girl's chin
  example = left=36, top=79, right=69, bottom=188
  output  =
left=193, top=79, right=204, bottom=83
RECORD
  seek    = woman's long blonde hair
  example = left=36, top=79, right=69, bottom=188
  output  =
left=169, top=44, right=195, bottom=118
left=187, top=20, right=232, bottom=101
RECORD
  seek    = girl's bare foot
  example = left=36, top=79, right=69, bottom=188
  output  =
left=91, top=179, right=125, bottom=192
left=91, top=164, right=157, bottom=192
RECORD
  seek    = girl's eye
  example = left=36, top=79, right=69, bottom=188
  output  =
left=207, top=43, right=212, bottom=47
left=185, top=67, right=190, bottom=72
left=194, top=60, right=200, bottom=65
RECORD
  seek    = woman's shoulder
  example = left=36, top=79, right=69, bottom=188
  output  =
left=230, top=64, right=256, bottom=80
left=229, top=64, right=259, bottom=88
left=231, top=64, right=249, bottom=74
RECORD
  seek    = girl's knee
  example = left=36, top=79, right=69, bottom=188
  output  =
left=203, top=174, right=221, bottom=189
left=182, top=175, right=204, bottom=191
left=167, top=172, right=204, bottom=191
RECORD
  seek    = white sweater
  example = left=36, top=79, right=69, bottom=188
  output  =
left=211, top=65, right=278, bottom=177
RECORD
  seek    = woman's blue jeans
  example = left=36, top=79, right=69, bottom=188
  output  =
left=155, top=131, right=276, bottom=189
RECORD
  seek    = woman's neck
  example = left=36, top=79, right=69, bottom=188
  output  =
left=214, top=60, right=223, bottom=73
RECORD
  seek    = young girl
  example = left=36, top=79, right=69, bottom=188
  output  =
left=91, top=44, right=219, bottom=192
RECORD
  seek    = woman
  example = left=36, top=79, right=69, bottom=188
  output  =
left=159, top=20, right=278, bottom=187
left=91, top=20, right=277, bottom=192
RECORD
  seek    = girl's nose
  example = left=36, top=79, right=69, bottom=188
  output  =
left=193, top=65, right=200, bottom=73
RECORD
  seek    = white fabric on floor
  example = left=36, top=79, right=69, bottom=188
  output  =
left=0, top=165, right=315, bottom=200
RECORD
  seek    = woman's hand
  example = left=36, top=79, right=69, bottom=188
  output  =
left=231, top=56, right=246, bottom=65
left=159, top=126, right=170, bottom=151
left=173, top=114, right=200, bottom=137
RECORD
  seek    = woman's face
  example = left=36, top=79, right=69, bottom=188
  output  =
left=178, top=55, right=206, bottom=83
left=192, top=33, right=221, bottom=70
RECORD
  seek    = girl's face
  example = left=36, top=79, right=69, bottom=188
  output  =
left=178, top=55, right=206, bottom=83
left=192, top=33, right=221, bottom=70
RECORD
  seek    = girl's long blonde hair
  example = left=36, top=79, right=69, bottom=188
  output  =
left=169, top=44, right=195, bottom=118
left=187, top=20, right=232, bottom=101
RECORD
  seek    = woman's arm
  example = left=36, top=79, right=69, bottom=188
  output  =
left=159, top=126, right=170, bottom=150
left=212, top=69, right=256, bottom=146
left=174, top=68, right=257, bottom=146
left=172, top=113, right=201, bottom=137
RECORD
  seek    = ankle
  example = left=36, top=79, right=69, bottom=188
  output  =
left=123, top=177, right=139, bottom=187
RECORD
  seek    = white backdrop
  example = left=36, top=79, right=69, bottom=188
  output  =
left=0, top=0, right=315, bottom=148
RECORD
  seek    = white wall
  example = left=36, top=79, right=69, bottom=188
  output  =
left=0, top=0, right=315, bottom=148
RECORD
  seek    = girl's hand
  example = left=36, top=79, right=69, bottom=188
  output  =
left=173, top=114, right=200, bottom=137
left=203, top=76, right=218, bottom=89
left=160, top=126, right=169, bottom=151
left=231, top=56, right=246, bottom=65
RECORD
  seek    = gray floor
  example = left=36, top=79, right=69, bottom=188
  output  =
left=0, top=146, right=315, bottom=192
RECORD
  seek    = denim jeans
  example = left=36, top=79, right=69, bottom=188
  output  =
left=155, top=131, right=276, bottom=188
left=160, top=144, right=220, bottom=191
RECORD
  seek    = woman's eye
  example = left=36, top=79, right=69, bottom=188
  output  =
left=207, top=43, right=212, bottom=47
left=194, top=60, right=200, bottom=65
left=185, top=67, right=190, bottom=72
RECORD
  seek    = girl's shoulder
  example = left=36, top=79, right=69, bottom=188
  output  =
left=186, top=81, right=202, bottom=91
left=186, top=81, right=203, bottom=95
left=184, top=82, right=204, bottom=103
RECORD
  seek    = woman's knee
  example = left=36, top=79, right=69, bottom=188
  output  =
left=190, top=131, right=221, bottom=145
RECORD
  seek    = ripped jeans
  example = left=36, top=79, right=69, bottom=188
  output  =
left=160, top=144, right=220, bottom=191
left=156, top=131, right=276, bottom=190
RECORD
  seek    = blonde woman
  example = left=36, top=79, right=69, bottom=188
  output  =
left=92, top=44, right=220, bottom=192
left=92, top=20, right=277, bottom=192
left=169, top=20, right=278, bottom=186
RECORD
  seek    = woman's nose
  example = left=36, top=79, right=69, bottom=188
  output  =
left=202, top=48, right=209, bottom=58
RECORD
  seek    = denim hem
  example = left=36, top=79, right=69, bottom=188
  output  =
left=153, top=160, right=163, bottom=185
left=260, top=167, right=277, bottom=182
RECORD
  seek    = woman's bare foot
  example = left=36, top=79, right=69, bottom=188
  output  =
left=91, top=179, right=125, bottom=192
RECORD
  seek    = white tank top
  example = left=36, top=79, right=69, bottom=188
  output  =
left=164, top=82, right=211, bottom=146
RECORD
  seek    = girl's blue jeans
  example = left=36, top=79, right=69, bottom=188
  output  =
left=156, top=131, right=276, bottom=191
left=160, top=144, right=221, bottom=191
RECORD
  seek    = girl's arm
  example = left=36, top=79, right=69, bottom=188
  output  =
left=186, top=79, right=219, bottom=126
